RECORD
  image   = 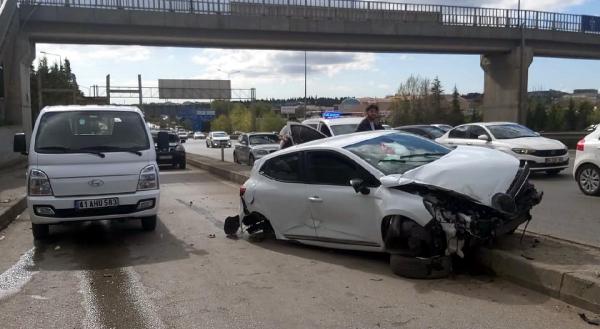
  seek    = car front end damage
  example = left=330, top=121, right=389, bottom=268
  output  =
left=393, top=165, right=543, bottom=259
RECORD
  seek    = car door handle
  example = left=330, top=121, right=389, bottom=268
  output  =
left=308, top=196, right=323, bottom=203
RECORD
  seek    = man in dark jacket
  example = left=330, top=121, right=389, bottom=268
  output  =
left=355, top=104, right=384, bottom=132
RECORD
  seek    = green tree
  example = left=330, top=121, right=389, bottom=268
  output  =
left=529, top=102, right=547, bottom=131
left=545, top=103, right=564, bottom=131
left=430, top=76, right=443, bottom=120
left=211, top=114, right=232, bottom=133
left=229, top=104, right=253, bottom=133
left=577, top=101, right=594, bottom=130
left=448, top=86, right=464, bottom=126
left=210, top=100, right=234, bottom=116
left=257, top=111, right=285, bottom=132
left=564, top=98, right=577, bottom=131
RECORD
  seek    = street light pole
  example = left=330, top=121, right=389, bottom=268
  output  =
left=518, top=0, right=527, bottom=124
left=304, top=51, right=307, bottom=119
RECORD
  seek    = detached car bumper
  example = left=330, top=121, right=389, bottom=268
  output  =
left=28, top=189, right=160, bottom=224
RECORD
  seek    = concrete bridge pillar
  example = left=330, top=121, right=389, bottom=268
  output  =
left=3, top=36, right=35, bottom=136
left=481, top=46, right=533, bottom=124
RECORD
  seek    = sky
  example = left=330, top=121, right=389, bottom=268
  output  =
left=34, top=0, right=600, bottom=103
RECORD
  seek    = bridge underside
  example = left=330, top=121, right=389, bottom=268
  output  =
left=2, top=3, right=600, bottom=134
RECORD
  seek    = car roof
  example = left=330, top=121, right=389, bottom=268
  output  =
left=291, top=130, right=404, bottom=150
left=247, top=132, right=278, bottom=135
left=302, top=117, right=363, bottom=125
left=462, top=122, right=517, bottom=127
left=396, top=125, right=437, bottom=130
left=40, top=105, right=143, bottom=115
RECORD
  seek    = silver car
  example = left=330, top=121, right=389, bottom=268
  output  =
left=233, top=133, right=280, bottom=166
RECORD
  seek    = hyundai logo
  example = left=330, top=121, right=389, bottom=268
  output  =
left=88, top=179, right=104, bottom=187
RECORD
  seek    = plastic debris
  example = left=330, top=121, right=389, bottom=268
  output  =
left=208, top=234, right=216, bottom=238
left=0, top=235, right=5, bottom=241
left=370, top=278, right=383, bottom=282
left=169, top=211, right=174, bottom=214
left=579, top=313, right=600, bottom=326
left=54, top=246, right=61, bottom=251
left=521, top=253, right=535, bottom=260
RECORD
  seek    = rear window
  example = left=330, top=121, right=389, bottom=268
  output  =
left=35, top=111, right=150, bottom=153
left=249, top=134, right=279, bottom=145
left=330, top=124, right=359, bottom=135
left=213, top=132, right=228, bottom=137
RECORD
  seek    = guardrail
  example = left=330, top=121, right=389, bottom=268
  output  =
left=17, top=0, right=600, bottom=34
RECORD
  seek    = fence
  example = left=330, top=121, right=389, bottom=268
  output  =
left=15, top=0, right=600, bottom=34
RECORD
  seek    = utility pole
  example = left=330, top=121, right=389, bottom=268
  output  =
left=518, top=0, right=527, bottom=124
left=138, top=74, right=143, bottom=106
left=106, top=74, right=111, bottom=104
left=304, top=51, right=307, bottom=119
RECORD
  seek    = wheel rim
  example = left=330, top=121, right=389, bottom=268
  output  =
left=580, top=168, right=600, bottom=193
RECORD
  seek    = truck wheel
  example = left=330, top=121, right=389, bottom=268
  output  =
left=389, top=254, right=452, bottom=279
left=141, top=216, right=157, bottom=231
left=32, top=223, right=49, bottom=240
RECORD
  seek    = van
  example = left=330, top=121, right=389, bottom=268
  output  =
left=13, top=105, right=163, bottom=240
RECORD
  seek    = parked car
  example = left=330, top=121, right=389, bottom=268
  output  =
left=226, top=124, right=542, bottom=278
left=574, top=126, right=600, bottom=195
left=395, top=125, right=446, bottom=140
left=234, top=132, right=280, bottom=166
left=13, top=105, right=161, bottom=239
left=436, top=122, right=569, bottom=175
left=301, top=117, right=363, bottom=136
left=152, top=131, right=186, bottom=169
left=177, top=129, right=188, bottom=143
left=193, top=131, right=206, bottom=139
left=206, top=131, right=232, bottom=148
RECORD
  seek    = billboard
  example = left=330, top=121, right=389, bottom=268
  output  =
left=158, top=79, right=231, bottom=100
left=280, top=106, right=297, bottom=114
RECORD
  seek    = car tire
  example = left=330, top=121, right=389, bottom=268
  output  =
left=141, top=216, right=157, bottom=231
left=249, top=155, right=255, bottom=166
left=32, top=223, right=49, bottom=240
left=179, top=160, right=186, bottom=169
left=233, top=151, right=239, bottom=164
left=546, top=169, right=562, bottom=176
left=389, top=254, right=452, bottom=279
left=576, top=164, right=600, bottom=196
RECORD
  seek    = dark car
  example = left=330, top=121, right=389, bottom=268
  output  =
left=152, top=131, right=186, bottom=169
left=395, top=125, right=446, bottom=140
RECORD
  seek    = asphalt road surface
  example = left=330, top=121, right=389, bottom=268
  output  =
left=0, top=166, right=593, bottom=329
left=186, top=139, right=600, bottom=247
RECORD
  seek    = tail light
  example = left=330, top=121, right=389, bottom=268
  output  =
left=240, top=186, right=246, bottom=197
left=576, top=139, right=585, bottom=151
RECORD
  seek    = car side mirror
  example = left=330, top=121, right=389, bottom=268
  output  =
left=13, top=133, right=27, bottom=155
left=157, top=132, right=169, bottom=150
left=478, top=134, right=491, bottom=142
left=350, top=178, right=370, bottom=195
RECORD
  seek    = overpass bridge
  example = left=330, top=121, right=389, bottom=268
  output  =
left=2, top=0, right=600, bottom=135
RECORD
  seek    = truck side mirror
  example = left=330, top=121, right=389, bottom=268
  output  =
left=13, top=133, right=27, bottom=155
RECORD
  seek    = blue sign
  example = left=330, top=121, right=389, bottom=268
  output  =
left=582, top=16, right=600, bottom=33
left=322, top=111, right=342, bottom=119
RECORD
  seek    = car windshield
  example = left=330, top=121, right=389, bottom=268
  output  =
left=213, top=132, right=227, bottom=137
left=249, top=134, right=279, bottom=145
left=35, top=110, right=150, bottom=153
left=344, top=133, right=451, bottom=175
left=415, top=126, right=445, bottom=138
left=331, top=124, right=359, bottom=135
left=487, top=124, right=538, bottom=139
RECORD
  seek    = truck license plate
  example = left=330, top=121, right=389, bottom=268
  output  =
left=75, top=198, right=119, bottom=209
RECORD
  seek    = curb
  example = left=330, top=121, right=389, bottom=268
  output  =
left=186, top=154, right=600, bottom=313
left=0, top=196, right=26, bottom=231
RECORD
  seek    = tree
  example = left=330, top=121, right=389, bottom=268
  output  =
left=545, top=103, right=564, bottom=131
left=211, top=114, right=232, bottom=133
left=430, top=76, right=443, bottom=120
left=229, top=104, right=252, bottom=133
left=577, top=101, right=594, bottom=130
left=448, top=86, right=464, bottom=126
left=394, top=75, right=431, bottom=125
left=564, top=98, right=577, bottom=131
left=257, top=111, right=285, bottom=132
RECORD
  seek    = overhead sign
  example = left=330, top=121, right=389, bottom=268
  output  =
left=158, top=79, right=231, bottom=100
left=280, top=106, right=297, bottom=114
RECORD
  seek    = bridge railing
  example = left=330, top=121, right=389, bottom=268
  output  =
left=18, top=0, right=600, bottom=34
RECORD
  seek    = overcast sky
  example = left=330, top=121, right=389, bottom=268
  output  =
left=35, top=0, right=600, bottom=102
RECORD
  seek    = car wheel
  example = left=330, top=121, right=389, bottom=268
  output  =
left=32, top=223, right=49, bottom=240
left=233, top=151, right=239, bottom=164
left=546, top=169, right=562, bottom=176
left=389, top=254, right=452, bottom=279
left=249, top=155, right=255, bottom=166
left=577, top=164, right=600, bottom=196
left=179, top=160, right=186, bottom=169
left=141, top=216, right=157, bottom=231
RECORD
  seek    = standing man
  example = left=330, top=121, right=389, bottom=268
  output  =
left=355, top=104, right=384, bottom=132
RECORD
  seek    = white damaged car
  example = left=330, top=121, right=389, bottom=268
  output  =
left=225, top=124, right=542, bottom=278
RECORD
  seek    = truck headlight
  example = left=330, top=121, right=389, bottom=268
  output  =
left=137, top=165, right=159, bottom=191
left=28, top=169, right=53, bottom=196
left=512, top=148, right=535, bottom=155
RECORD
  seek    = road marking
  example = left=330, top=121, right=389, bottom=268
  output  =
left=0, top=248, right=37, bottom=301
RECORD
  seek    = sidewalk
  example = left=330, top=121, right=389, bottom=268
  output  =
left=186, top=153, right=600, bottom=313
left=0, top=162, right=26, bottom=231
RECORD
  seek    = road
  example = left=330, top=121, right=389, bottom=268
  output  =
left=0, top=166, right=593, bottom=329
left=186, top=139, right=600, bottom=247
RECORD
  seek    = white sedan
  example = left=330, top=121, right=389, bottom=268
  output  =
left=225, top=125, right=542, bottom=278
left=436, top=122, right=569, bottom=175
left=574, top=126, right=600, bottom=195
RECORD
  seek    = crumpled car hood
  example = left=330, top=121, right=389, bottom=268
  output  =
left=251, top=144, right=280, bottom=151
left=383, top=146, right=520, bottom=207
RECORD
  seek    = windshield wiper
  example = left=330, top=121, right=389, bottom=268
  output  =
left=38, top=146, right=106, bottom=158
left=80, top=146, right=143, bottom=156
left=399, top=152, right=448, bottom=159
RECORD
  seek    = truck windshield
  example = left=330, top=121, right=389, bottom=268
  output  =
left=35, top=111, right=150, bottom=153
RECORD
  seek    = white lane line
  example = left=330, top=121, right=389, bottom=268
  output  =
left=77, top=271, right=105, bottom=329
left=0, top=248, right=37, bottom=301
left=122, top=267, right=166, bottom=329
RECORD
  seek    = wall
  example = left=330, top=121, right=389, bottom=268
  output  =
left=0, top=125, right=25, bottom=169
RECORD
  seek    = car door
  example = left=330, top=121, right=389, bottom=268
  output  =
left=465, top=125, right=493, bottom=148
left=240, top=134, right=250, bottom=162
left=304, top=150, right=382, bottom=248
left=443, top=125, right=470, bottom=147
left=287, top=122, right=327, bottom=145
left=255, top=151, right=316, bottom=239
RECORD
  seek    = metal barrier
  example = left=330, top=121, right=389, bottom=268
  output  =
left=16, top=0, right=599, bottom=34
